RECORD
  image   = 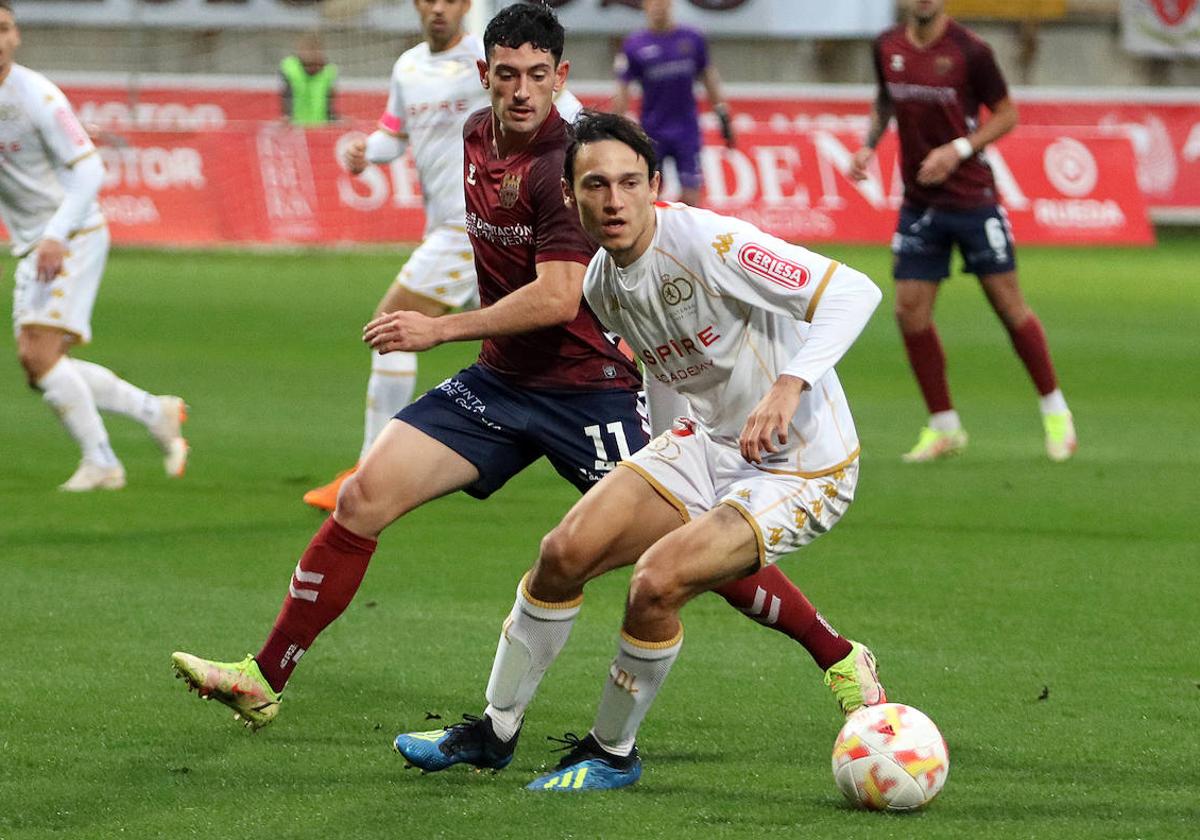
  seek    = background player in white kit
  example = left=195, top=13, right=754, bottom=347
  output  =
left=305, top=0, right=581, bottom=510
left=0, top=2, right=186, bottom=491
left=397, top=112, right=886, bottom=791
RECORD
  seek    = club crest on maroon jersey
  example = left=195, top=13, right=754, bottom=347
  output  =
left=499, top=171, right=522, bottom=208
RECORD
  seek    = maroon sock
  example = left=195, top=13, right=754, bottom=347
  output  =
left=715, top=565, right=852, bottom=671
left=256, top=517, right=377, bottom=693
left=902, top=326, right=953, bottom=414
left=1005, top=314, right=1058, bottom=396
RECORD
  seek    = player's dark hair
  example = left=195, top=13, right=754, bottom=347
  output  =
left=484, top=3, right=565, bottom=65
left=0, top=0, right=13, bottom=15
left=564, top=110, right=659, bottom=184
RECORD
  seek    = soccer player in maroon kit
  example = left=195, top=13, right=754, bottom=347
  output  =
left=850, top=0, right=1076, bottom=463
left=170, top=3, right=877, bottom=741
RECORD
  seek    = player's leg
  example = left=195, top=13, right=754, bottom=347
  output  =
left=16, top=325, right=123, bottom=490
left=528, top=503, right=758, bottom=791
left=893, top=206, right=966, bottom=461
left=174, top=365, right=535, bottom=727
left=673, top=136, right=704, bottom=208
left=969, top=207, right=1074, bottom=460
left=54, top=221, right=189, bottom=476
left=12, top=235, right=125, bottom=490
left=304, top=227, right=475, bottom=510
left=394, top=464, right=684, bottom=771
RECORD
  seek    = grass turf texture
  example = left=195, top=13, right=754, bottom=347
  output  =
left=1, top=234, right=1197, bottom=838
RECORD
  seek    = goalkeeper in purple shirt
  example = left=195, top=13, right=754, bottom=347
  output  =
left=613, top=0, right=735, bottom=207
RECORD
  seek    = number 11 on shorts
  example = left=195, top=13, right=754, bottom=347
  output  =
left=584, top=422, right=633, bottom=471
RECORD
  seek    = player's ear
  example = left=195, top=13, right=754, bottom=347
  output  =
left=554, top=59, right=570, bottom=92
left=561, top=177, right=576, bottom=208
left=649, top=170, right=662, bottom=200
left=476, top=59, right=489, bottom=89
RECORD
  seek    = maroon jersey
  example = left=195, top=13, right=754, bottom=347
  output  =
left=462, top=106, right=640, bottom=391
left=874, top=20, right=1009, bottom=210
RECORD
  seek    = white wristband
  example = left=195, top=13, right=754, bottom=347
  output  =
left=952, top=137, right=974, bottom=160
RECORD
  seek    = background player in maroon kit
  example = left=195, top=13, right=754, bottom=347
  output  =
left=850, top=0, right=1076, bottom=463
left=170, top=3, right=865, bottom=736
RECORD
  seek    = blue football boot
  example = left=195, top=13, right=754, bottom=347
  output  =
left=393, top=714, right=517, bottom=772
left=526, top=732, right=641, bottom=791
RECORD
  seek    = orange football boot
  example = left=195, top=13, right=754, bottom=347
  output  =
left=303, top=465, right=357, bottom=512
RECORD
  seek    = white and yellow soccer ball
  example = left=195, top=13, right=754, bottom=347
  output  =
left=831, top=703, right=949, bottom=811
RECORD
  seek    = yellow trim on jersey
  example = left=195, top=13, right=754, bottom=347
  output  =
left=753, top=448, right=860, bottom=479
left=719, top=499, right=767, bottom=569
left=519, top=572, right=584, bottom=611
left=70, top=223, right=107, bottom=240
left=804, top=261, right=840, bottom=322
left=617, top=461, right=691, bottom=524
left=620, top=627, right=683, bottom=650
left=65, top=148, right=98, bottom=169
left=368, top=370, right=416, bottom=378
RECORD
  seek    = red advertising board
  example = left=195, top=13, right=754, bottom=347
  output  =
left=46, top=81, right=1174, bottom=247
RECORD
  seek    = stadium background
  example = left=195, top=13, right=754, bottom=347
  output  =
left=2, top=2, right=1198, bottom=838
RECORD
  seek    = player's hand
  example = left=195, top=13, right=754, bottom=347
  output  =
left=714, top=103, right=736, bottom=149
left=363, top=310, right=444, bottom=353
left=35, top=238, right=67, bottom=284
left=917, top=143, right=961, bottom=186
left=849, top=147, right=875, bottom=182
left=739, top=374, right=808, bottom=464
left=341, top=136, right=368, bottom=175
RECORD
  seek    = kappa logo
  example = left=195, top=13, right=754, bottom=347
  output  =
left=891, top=53, right=905, bottom=72
left=499, top=170, right=522, bottom=208
left=737, top=243, right=811, bottom=290
left=466, top=162, right=477, bottom=186
left=660, top=274, right=694, bottom=306
left=935, top=55, right=954, bottom=75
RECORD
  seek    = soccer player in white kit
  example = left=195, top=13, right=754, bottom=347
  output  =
left=304, top=0, right=582, bottom=510
left=0, top=2, right=186, bottom=491
left=549, top=112, right=886, bottom=790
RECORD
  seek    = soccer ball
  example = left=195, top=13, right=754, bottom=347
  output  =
left=831, top=703, right=949, bottom=811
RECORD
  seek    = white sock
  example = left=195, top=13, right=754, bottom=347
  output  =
left=360, top=351, right=417, bottom=461
left=591, top=629, right=683, bottom=756
left=928, top=410, right=962, bottom=433
left=484, top=574, right=582, bottom=742
left=72, top=359, right=162, bottom=427
left=1038, top=388, right=1069, bottom=415
left=38, top=357, right=119, bottom=468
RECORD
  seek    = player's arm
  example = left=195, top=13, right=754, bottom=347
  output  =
left=32, top=87, right=103, bottom=283
left=612, top=46, right=635, bottom=116
left=713, top=230, right=882, bottom=462
left=344, top=67, right=409, bottom=174
left=700, top=66, right=735, bottom=149
left=35, top=152, right=105, bottom=283
left=364, top=259, right=584, bottom=353
left=849, top=42, right=894, bottom=182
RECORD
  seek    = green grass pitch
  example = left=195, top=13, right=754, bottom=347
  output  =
left=1, top=233, right=1197, bottom=838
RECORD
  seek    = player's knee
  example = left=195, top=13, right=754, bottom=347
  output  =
left=534, top=523, right=594, bottom=591
left=627, top=561, right=686, bottom=618
left=333, top=472, right=392, bottom=537
left=16, top=343, right=55, bottom=386
left=894, top=299, right=931, bottom=334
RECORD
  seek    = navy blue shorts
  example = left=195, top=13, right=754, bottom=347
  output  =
left=650, top=131, right=703, bottom=190
left=396, top=364, right=649, bottom=500
left=892, top=203, right=1017, bottom=281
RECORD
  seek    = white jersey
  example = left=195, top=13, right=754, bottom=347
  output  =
left=584, top=203, right=882, bottom=476
left=0, top=64, right=103, bottom=256
left=380, top=35, right=490, bottom=234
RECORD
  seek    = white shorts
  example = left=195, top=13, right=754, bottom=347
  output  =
left=621, top=420, right=859, bottom=566
left=393, top=225, right=478, bottom=310
left=12, top=224, right=110, bottom=344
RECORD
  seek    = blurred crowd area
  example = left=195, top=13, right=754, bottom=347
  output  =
left=14, top=0, right=1200, bottom=88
